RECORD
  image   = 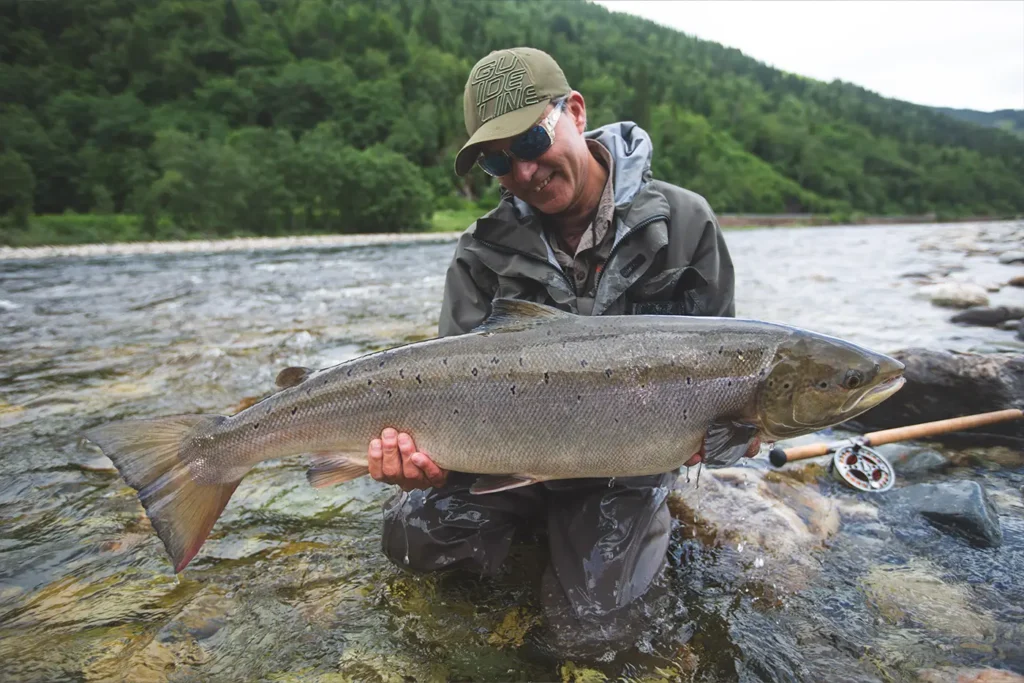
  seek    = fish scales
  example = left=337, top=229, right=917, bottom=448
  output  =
left=197, top=317, right=781, bottom=479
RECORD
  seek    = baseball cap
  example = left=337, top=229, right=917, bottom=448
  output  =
left=454, top=47, right=572, bottom=176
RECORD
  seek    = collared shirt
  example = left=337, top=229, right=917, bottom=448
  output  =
left=546, top=140, right=617, bottom=315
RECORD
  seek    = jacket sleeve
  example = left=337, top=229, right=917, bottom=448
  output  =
left=437, top=231, right=497, bottom=337
left=686, top=200, right=736, bottom=318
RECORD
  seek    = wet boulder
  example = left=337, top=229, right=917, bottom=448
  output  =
left=950, top=305, right=1024, bottom=327
left=872, top=444, right=949, bottom=476
left=925, top=282, right=989, bottom=309
left=1009, top=275, right=1024, bottom=288
left=888, top=481, right=1003, bottom=548
left=845, top=349, right=1024, bottom=447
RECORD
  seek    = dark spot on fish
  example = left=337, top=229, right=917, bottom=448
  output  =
left=400, top=369, right=405, bottom=378
left=727, top=380, right=732, bottom=387
left=683, top=409, right=688, bottom=419
left=576, top=394, right=582, bottom=403
left=783, top=382, right=791, bottom=390
left=291, top=407, right=298, bottom=415
left=386, top=390, right=392, bottom=399
left=453, top=408, right=459, bottom=415
left=510, top=385, right=516, bottom=396
left=443, top=358, right=448, bottom=366
left=491, top=356, right=499, bottom=364
left=519, top=357, right=524, bottom=367
left=768, top=379, right=774, bottom=387
left=472, top=367, right=478, bottom=377
left=818, top=381, right=828, bottom=389
left=718, top=345, right=724, bottom=354
left=379, top=360, right=385, bottom=368
left=686, top=377, right=692, bottom=385
left=416, top=374, right=422, bottom=384
left=543, top=372, right=550, bottom=384
left=580, top=359, right=588, bottom=367
left=306, top=388, right=311, bottom=396
left=605, top=368, right=613, bottom=378
left=253, top=423, right=260, bottom=430
left=367, top=379, right=373, bottom=386
left=759, top=369, right=766, bottom=377
left=347, top=368, right=353, bottom=377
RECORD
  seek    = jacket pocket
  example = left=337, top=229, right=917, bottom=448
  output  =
left=628, top=265, right=712, bottom=316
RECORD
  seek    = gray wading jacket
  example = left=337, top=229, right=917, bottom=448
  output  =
left=438, top=122, right=737, bottom=337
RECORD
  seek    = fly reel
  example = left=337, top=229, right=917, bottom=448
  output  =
left=828, top=444, right=895, bottom=493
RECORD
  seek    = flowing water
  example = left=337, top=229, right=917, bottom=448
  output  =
left=1, top=221, right=1022, bottom=681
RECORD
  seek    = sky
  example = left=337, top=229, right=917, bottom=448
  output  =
left=593, top=1, right=1024, bottom=112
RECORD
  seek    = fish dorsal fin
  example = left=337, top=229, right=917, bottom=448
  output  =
left=474, top=299, right=572, bottom=334
left=275, top=366, right=314, bottom=389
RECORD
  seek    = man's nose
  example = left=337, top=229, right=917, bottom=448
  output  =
left=511, top=158, right=538, bottom=185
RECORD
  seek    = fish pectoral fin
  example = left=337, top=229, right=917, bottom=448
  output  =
left=275, top=366, right=314, bottom=389
left=702, top=420, right=760, bottom=468
left=306, top=453, right=370, bottom=489
left=469, top=474, right=545, bottom=494
left=472, top=299, right=573, bottom=334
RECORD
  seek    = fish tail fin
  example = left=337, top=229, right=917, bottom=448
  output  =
left=306, top=453, right=370, bottom=489
left=84, top=414, right=239, bottom=573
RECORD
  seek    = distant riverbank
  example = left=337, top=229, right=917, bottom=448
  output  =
left=1, top=211, right=1015, bottom=260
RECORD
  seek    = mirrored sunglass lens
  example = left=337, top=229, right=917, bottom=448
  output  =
left=509, top=125, right=551, bottom=160
left=478, top=153, right=512, bottom=176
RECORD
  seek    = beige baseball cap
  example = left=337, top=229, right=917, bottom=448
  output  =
left=454, top=47, right=571, bottom=176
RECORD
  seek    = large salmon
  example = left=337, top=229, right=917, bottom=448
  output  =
left=84, top=300, right=904, bottom=571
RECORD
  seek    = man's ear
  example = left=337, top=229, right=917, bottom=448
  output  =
left=565, top=91, right=587, bottom=133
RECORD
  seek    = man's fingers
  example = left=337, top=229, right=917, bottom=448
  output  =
left=411, top=453, right=447, bottom=487
left=368, top=439, right=384, bottom=481
left=683, top=453, right=702, bottom=467
left=399, top=433, right=425, bottom=483
left=380, top=428, right=401, bottom=479
left=745, top=437, right=762, bottom=458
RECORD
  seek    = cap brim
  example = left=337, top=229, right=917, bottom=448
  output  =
left=454, top=100, right=551, bottom=176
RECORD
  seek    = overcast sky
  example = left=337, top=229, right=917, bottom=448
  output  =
left=593, top=1, right=1024, bottom=111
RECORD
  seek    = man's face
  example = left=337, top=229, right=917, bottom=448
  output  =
left=479, top=93, right=591, bottom=215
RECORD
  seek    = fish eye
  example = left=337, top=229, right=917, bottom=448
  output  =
left=817, top=381, right=829, bottom=390
left=843, top=370, right=864, bottom=389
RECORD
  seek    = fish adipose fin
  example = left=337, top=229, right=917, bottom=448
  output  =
left=473, top=299, right=572, bottom=334
left=306, top=453, right=370, bottom=488
left=83, top=415, right=238, bottom=573
left=275, top=366, right=314, bottom=389
left=470, top=474, right=544, bottom=494
left=702, top=420, right=760, bottom=468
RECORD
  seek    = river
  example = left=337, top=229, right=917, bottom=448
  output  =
left=1, top=220, right=1022, bottom=681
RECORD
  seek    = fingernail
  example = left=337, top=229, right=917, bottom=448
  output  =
left=411, top=454, right=425, bottom=467
left=399, top=434, right=411, bottom=446
left=370, top=440, right=381, bottom=455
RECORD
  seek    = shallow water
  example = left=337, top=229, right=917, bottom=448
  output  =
left=1, top=221, right=1022, bottom=681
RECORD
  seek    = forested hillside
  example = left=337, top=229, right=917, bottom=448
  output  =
left=932, top=107, right=1024, bottom=137
left=2, top=0, right=1022, bottom=245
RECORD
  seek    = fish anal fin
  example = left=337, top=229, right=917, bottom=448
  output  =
left=276, top=366, right=314, bottom=389
left=702, top=420, right=760, bottom=468
left=473, top=299, right=572, bottom=334
left=306, top=453, right=370, bottom=489
left=470, top=474, right=545, bottom=494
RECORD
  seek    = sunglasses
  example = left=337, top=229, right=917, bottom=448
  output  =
left=476, top=98, right=567, bottom=177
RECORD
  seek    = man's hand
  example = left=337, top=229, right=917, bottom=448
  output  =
left=368, top=428, right=448, bottom=491
left=683, top=436, right=762, bottom=467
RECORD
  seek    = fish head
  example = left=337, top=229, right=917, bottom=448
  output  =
left=756, top=332, right=905, bottom=440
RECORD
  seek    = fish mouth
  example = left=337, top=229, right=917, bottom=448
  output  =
left=843, top=374, right=905, bottom=414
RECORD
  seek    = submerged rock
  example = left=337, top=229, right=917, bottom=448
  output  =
left=998, top=250, right=1024, bottom=265
left=950, top=306, right=1024, bottom=327
left=861, top=560, right=995, bottom=640
left=888, top=481, right=1003, bottom=548
left=845, top=349, right=1024, bottom=447
left=918, top=667, right=1024, bottom=683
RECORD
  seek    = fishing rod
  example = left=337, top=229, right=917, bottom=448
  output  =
left=766, top=408, right=1024, bottom=492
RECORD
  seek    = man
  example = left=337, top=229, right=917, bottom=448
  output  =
left=366, top=47, right=755, bottom=655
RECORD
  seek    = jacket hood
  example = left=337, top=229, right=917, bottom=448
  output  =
left=509, top=121, right=654, bottom=218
